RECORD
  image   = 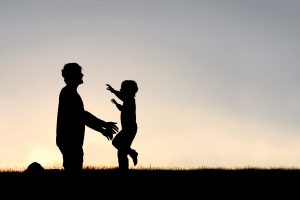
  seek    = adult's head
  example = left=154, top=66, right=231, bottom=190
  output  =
left=61, top=63, right=84, bottom=85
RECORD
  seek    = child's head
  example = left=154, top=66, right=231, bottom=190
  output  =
left=121, top=80, right=138, bottom=97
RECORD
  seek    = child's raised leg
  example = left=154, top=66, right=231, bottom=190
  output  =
left=129, top=148, right=138, bottom=166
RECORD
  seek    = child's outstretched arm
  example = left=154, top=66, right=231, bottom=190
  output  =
left=111, top=99, right=122, bottom=111
left=106, top=84, right=124, bottom=101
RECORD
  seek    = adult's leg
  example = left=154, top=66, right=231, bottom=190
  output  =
left=59, top=145, right=83, bottom=174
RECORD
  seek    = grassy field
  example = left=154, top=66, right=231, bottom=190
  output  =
left=1, top=167, right=299, bottom=198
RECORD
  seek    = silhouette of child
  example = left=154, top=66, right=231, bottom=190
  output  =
left=106, top=80, right=138, bottom=170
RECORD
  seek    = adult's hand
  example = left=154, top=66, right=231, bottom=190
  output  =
left=106, top=121, right=119, bottom=134
left=102, top=122, right=118, bottom=140
left=103, top=130, right=114, bottom=140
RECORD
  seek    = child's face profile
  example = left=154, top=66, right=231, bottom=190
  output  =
left=120, top=83, right=130, bottom=96
left=120, top=85, right=125, bottom=94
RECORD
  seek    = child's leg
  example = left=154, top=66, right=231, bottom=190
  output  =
left=112, top=132, right=122, bottom=149
left=129, top=148, right=138, bottom=166
left=117, top=149, right=129, bottom=171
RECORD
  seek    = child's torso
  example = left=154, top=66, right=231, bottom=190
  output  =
left=121, top=99, right=137, bottom=129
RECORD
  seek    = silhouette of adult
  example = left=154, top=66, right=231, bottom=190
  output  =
left=56, top=63, right=118, bottom=174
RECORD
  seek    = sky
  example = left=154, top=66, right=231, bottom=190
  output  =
left=1, top=0, right=300, bottom=170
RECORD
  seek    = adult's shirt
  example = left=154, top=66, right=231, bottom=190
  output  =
left=56, top=85, right=85, bottom=148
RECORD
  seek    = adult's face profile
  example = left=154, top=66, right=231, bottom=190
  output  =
left=62, top=63, right=84, bottom=85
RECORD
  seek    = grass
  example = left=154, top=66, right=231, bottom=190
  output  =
left=0, top=166, right=299, bottom=198
left=2, top=165, right=300, bottom=174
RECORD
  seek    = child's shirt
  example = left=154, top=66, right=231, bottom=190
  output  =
left=121, top=97, right=137, bottom=130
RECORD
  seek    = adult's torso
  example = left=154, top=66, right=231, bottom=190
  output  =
left=56, top=86, right=85, bottom=147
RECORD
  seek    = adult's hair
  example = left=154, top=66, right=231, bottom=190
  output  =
left=61, top=63, right=82, bottom=80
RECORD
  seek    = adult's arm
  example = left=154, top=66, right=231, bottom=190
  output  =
left=84, top=111, right=118, bottom=140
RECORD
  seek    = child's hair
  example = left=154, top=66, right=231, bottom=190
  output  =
left=121, top=80, right=138, bottom=97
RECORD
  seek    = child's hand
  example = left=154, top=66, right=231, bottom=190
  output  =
left=111, top=99, right=117, bottom=105
left=106, top=84, right=114, bottom=92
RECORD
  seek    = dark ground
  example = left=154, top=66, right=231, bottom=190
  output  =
left=1, top=168, right=300, bottom=198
